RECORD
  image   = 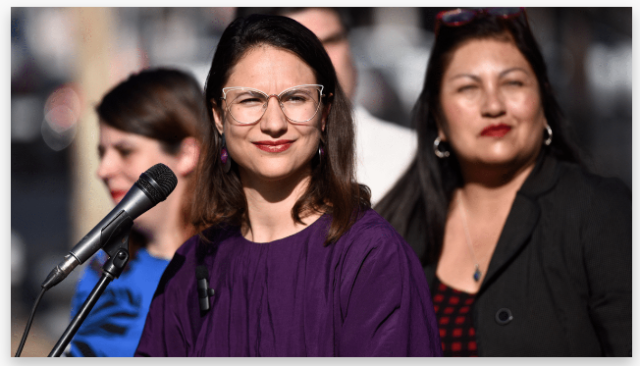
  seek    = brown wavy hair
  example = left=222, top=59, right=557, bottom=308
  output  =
left=193, top=14, right=370, bottom=244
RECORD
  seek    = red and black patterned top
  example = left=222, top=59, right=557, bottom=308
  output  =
left=432, top=276, right=478, bottom=357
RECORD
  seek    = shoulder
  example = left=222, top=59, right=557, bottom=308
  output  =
left=154, top=226, right=232, bottom=298
left=334, top=209, right=415, bottom=264
left=74, top=254, right=106, bottom=293
left=345, top=209, right=404, bottom=237
left=133, top=248, right=170, bottom=267
left=123, top=249, right=171, bottom=288
left=72, top=262, right=102, bottom=309
left=552, top=161, right=631, bottom=208
left=534, top=160, right=632, bottom=243
left=331, top=209, right=429, bottom=300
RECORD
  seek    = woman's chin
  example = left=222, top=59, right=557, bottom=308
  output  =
left=241, top=162, right=312, bottom=184
left=464, top=151, right=540, bottom=176
left=479, top=155, right=517, bottom=166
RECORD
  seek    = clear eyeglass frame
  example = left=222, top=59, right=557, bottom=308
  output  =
left=220, top=84, right=325, bottom=125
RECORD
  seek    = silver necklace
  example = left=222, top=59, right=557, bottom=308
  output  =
left=458, top=194, right=482, bottom=282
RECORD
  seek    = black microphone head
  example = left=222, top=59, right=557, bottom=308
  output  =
left=196, top=265, right=209, bottom=281
left=137, top=163, right=178, bottom=205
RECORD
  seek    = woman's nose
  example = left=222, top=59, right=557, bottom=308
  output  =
left=481, top=87, right=507, bottom=118
left=96, top=150, right=118, bottom=181
left=260, top=95, right=288, bottom=137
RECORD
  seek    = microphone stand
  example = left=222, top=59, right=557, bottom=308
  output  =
left=48, top=215, right=134, bottom=357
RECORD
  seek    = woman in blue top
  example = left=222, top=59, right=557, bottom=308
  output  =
left=67, top=68, right=206, bottom=357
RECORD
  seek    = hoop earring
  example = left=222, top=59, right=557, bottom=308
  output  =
left=220, top=134, right=232, bottom=173
left=433, top=137, right=450, bottom=158
left=544, top=124, right=553, bottom=146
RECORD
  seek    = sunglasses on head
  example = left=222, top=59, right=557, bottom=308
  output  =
left=435, top=7, right=527, bottom=36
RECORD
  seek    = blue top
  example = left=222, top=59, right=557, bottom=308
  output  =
left=135, top=209, right=442, bottom=356
left=68, top=248, right=170, bottom=357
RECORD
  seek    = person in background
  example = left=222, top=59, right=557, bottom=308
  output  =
left=135, top=14, right=441, bottom=357
left=235, top=7, right=417, bottom=205
left=375, top=8, right=631, bottom=356
left=67, top=68, right=205, bottom=357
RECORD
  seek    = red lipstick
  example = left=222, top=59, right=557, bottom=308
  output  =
left=253, top=140, right=294, bottom=153
left=481, top=124, right=512, bottom=137
left=110, top=190, right=127, bottom=203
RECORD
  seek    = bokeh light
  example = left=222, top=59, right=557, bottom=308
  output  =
left=41, top=84, right=83, bottom=151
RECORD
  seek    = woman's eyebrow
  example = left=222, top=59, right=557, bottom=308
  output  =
left=499, top=67, right=530, bottom=78
left=320, top=30, right=347, bottom=45
left=448, top=73, right=481, bottom=82
left=447, top=67, right=531, bottom=82
left=235, top=89, right=266, bottom=97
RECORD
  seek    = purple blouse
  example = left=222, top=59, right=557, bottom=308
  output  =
left=135, top=209, right=441, bottom=357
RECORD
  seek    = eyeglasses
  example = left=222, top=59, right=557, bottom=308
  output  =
left=435, top=7, right=526, bottom=36
left=220, top=84, right=325, bottom=125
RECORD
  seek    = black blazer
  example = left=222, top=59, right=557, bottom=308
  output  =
left=424, top=154, right=632, bottom=356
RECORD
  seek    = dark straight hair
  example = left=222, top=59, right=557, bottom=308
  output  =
left=194, top=14, right=370, bottom=244
left=375, top=9, right=584, bottom=265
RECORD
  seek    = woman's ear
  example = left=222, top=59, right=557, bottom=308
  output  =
left=175, top=137, right=200, bottom=177
left=437, top=127, right=446, bottom=142
left=321, top=102, right=331, bottom=132
left=212, top=102, right=224, bottom=135
left=434, top=115, right=447, bottom=142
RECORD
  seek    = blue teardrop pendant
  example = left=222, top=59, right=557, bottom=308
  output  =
left=473, top=264, right=482, bottom=282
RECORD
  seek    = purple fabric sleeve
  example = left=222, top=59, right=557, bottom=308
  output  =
left=336, top=224, right=440, bottom=356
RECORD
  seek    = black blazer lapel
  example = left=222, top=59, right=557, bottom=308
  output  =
left=477, top=153, right=561, bottom=295
left=478, top=194, right=540, bottom=294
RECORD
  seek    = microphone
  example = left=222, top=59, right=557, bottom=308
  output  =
left=196, top=265, right=215, bottom=312
left=42, top=163, right=178, bottom=290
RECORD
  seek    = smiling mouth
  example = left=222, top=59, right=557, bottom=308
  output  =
left=481, top=124, right=512, bottom=137
left=253, top=140, right=294, bottom=153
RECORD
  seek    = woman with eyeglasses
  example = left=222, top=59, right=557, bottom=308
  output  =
left=375, top=8, right=631, bottom=356
left=134, top=14, right=442, bottom=357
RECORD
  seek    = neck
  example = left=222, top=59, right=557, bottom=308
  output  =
left=459, top=152, right=538, bottom=188
left=456, top=156, right=537, bottom=217
left=142, top=223, right=191, bottom=260
left=139, top=181, right=193, bottom=260
left=239, top=167, right=320, bottom=243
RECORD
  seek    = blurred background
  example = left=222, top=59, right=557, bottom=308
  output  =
left=10, top=7, right=632, bottom=356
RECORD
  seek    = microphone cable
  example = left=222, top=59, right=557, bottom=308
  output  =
left=14, top=287, right=47, bottom=357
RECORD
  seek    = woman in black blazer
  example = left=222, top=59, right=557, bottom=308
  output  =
left=375, top=8, right=631, bottom=356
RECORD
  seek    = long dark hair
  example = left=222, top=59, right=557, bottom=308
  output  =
left=375, top=9, right=584, bottom=265
left=194, top=14, right=370, bottom=244
left=96, top=68, right=207, bottom=254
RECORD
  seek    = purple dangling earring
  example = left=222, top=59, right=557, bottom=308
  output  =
left=220, top=134, right=231, bottom=173
left=220, top=147, right=229, bottom=164
left=317, top=144, right=325, bottom=164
